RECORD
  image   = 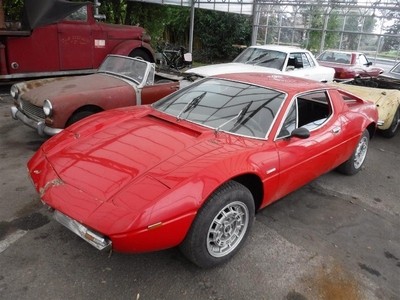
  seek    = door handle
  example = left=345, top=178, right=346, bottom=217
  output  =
left=332, top=127, right=341, bottom=134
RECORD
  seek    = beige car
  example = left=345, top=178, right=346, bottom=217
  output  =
left=331, top=82, right=400, bottom=138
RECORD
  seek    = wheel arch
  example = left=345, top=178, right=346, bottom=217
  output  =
left=366, top=122, right=377, bottom=139
left=111, top=40, right=155, bottom=63
left=65, top=105, right=104, bottom=127
left=230, top=173, right=264, bottom=214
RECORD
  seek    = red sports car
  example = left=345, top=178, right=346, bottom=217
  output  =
left=317, top=50, right=384, bottom=81
left=28, top=73, right=378, bottom=268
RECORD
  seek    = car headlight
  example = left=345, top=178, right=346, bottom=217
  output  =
left=10, top=85, right=19, bottom=100
left=43, top=99, right=53, bottom=117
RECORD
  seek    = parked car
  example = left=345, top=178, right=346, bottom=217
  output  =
left=330, top=82, right=400, bottom=138
left=317, top=50, right=384, bottom=81
left=28, top=72, right=378, bottom=268
left=184, top=45, right=334, bottom=83
left=375, top=61, right=400, bottom=90
left=10, top=55, right=179, bottom=136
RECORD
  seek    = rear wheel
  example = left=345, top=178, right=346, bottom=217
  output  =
left=381, top=106, right=400, bottom=138
left=129, top=49, right=151, bottom=62
left=179, top=181, right=255, bottom=268
left=336, top=129, right=370, bottom=175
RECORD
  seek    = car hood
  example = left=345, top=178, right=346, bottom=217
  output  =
left=378, top=72, right=400, bottom=81
left=185, top=63, right=282, bottom=77
left=20, top=74, right=130, bottom=105
left=41, top=107, right=223, bottom=203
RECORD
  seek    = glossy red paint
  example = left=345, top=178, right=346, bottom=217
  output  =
left=27, top=73, right=379, bottom=254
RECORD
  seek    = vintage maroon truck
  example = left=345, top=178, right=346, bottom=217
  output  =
left=0, top=0, right=155, bottom=80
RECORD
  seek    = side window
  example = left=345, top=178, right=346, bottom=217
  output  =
left=277, top=100, right=297, bottom=138
left=305, top=53, right=316, bottom=67
left=357, top=54, right=368, bottom=65
left=301, top=53, right=311, bottom=68
left=290, top=53, right=303, bottom=69
left=64, top=6, right=88, bottom=22
left=277, top=91, right=332, bottom=138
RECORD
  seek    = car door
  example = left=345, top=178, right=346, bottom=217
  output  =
left=58, top=6, right=93, bottom=70
left=272, top=90, right=345, bottom=201
left=356, top=54, right=376, bottom=77
left=288, top=52, right=323, bottom=81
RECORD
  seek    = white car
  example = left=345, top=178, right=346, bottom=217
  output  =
left=185, top=45, right=335, bottom=83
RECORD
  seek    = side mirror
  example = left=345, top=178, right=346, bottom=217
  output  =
left=290, top=127, right=310, bottom=139
left=366, top=61, right=372, bottom=66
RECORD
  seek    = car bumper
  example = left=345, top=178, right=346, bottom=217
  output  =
left=10, top=106, right=63, bottom=136
left=43, top=203, right=112, bottom=251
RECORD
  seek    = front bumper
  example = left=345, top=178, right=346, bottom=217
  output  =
left=50, top=208, right=112, bottom=251
left=10, top=106, right=63, bottom=136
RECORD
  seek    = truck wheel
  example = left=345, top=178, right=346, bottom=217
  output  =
left=66, top=111, right=96, bottom=127
left=336, top=129, right=369, bottom=175
left=129, top=49, right=151, bottom=62
left=381, top=106, right=400, bottom=138
left=179, top=181, right=255, bottom=268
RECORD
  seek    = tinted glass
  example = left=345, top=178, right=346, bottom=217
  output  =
left=153, top=78, right=286, bottom=138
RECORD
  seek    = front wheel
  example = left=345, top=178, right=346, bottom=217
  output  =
left=336, top=129, right=370, bottom=175
left=381, top=106, right=400, bottom=138
left=179, top=181, right=255, bottom=268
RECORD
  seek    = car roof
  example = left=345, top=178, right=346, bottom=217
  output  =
left=213, top=72, right=330, bottom=94
left=248, top=44, right=309, bottom=54
left=321, top=50, right=361, bottom=55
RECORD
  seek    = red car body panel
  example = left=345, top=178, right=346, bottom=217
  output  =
left=27, top=73, right=378, bottom=253
left=2, top=4, right=155, bottom=79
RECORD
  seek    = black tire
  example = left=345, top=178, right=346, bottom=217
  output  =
left=179, top=181, right=255, bottom=269
left=66, top=111, right=95, bottom=127
left=336, top=129, right=370, bottom=175
left=128, top=49, right=152, bottom=62
left=381, top=106, right=400, bottom=138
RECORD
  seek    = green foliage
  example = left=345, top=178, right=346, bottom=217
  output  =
left=99, top=0, right=127, bottom=24
left=125, top=2, right=167, bottom=44
left=3, top=0, right=24, bottom=21
left=193, top=9, right=252, bottom=62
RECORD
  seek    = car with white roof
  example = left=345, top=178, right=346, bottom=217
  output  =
left=184, top=45, right=335, bottom=83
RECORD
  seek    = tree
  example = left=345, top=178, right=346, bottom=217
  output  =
left=192, top=9, right=252, bottom=62
left=2, top=0, right=24, bottom=22
left=382, top=19, right=400, bottom=52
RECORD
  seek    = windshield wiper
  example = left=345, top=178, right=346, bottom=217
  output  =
left=177, top=91, right=207, bottom=121
left=254, top=57, right=278, bottom=66
left=246, top=53, right=268, bottom=64
left=215, top=101, right=253, bottom=134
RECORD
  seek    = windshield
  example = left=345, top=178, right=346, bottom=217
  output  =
left=233, top=48, right=287, bottom=71
left=98, top=55, right=152, bottom=85
left=318, top=51, right=351, bottom=64
left=153, top=78, right=286, bottom=139
left=391, top=63, right=400, bottom=74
